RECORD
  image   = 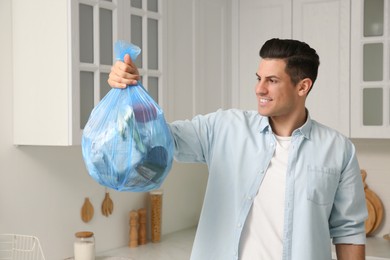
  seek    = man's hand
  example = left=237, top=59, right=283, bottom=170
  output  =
left=335, top=244, right=365, bottom=260
left=107, top=54, right=140, bottom=89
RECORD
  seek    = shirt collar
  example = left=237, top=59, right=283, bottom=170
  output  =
left=258, top=115, right=271, bottom=133
left=293, top=110, right=312, bottom=139
left=258, top=109, right=312, bottom=139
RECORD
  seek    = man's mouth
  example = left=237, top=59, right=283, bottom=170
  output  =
left=259, top=98, right=272, bottom=103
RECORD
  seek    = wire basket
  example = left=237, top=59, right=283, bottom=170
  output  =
left=0, top=234, right=45, bottom=260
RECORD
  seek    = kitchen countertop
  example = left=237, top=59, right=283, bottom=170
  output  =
left=98, top=227, right=195, bottom=260
left=98, top=227, right=390, bottom=260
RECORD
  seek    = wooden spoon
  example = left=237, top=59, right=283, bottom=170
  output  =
left=81, top=197, right=94, bottom=223
left=101, top=189, right=114, bottom=217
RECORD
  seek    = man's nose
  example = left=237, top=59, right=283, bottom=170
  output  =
left=255, top=81, right=267, bottom=95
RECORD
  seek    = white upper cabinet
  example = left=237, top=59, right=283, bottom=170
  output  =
left=12, top=0, right=165, bottom=145
left=165, top=0, right=232, bottom=121
left=293, top=0, right=350, bottom=137
left=235, top=0, right=292, bottom=111
left=13, top=0, right=116, bottom=145
left=351, top=0, right=390, bottom=138
left=236, top=0, right=350, bottom=137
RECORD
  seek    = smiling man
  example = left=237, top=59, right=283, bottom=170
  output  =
left=108, top=38, right=367, bottom=260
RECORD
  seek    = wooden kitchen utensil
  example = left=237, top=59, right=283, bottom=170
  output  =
left=365, top=198, right=376, bottom=234
left=129, top=210, right=139, bottom=248
left=138, top=208, right=147, bottom=245
left=101, top=188, right=114, bottom=217
left=81, top=197, right=94, bottom=223
left=361, top=170, right=384, bottom=236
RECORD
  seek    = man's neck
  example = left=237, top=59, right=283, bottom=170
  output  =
left=269, top=109, right=307, bottom=137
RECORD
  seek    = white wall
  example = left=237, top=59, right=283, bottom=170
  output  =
left=0, top=1, right=208, bottom=259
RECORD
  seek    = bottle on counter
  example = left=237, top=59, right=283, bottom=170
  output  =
left=74, top=231, right=95, bottom=260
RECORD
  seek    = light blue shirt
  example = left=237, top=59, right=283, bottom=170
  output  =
left=169, top=109, right=367, bottom=260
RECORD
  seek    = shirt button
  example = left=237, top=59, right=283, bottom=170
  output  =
left=237, top=223, right=242, bottom=228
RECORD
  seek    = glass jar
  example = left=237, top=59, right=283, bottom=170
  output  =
left=74, top=231, right=95, bottom=260
left=150, top=190, right=163, bottom=243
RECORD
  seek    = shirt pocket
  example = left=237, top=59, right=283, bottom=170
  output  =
left=306, top=165, right=340, bottom=205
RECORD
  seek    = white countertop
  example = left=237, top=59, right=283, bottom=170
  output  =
left=98, top=227, right=390, bottom=260
left=98, top=227, right=195, bottom=260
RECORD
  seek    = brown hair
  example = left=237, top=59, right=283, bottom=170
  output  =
left=259, top=38, right=320, bottom=92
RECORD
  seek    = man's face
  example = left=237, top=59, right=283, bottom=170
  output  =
left=255, top=58, right=302, bottom=120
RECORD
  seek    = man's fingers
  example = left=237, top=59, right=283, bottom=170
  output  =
left=114, top=61, right=139, bottom=79
left=107, top=56, right=139, bottom=89
left=108, top=71, right=138, bottom=88
left=124, top=54, right=131, bottom=65
left=107, top=78, right=126, bottom=89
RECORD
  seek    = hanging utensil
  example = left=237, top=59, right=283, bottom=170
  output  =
left=361, top=170, right=384, bottom=236
left=81, top=197, right=94, bottom=223
left=101, top=188, right=114, bottom=217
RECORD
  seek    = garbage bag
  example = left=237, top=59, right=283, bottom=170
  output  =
left=81, top=41, right=174, bottom=192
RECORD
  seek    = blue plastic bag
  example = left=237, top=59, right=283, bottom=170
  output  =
left=81, top=41, right=174, bottom=192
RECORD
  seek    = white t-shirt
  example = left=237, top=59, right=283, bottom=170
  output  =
left=239, top=135, right=291, bottom=260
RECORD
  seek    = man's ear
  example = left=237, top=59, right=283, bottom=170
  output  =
left=297, top=78, right=313, bottom=96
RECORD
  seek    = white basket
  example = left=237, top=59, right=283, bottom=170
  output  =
left=0, top=234, right=45, bottom=260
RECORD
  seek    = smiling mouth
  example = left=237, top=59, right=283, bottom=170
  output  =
left=259, top=98, right=272, bottom=103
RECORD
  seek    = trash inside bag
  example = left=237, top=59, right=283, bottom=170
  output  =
left=81, top=41, right=174, bottom=192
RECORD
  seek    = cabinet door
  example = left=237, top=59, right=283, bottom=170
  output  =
left=119, top=0, right=164, bottom=106
left=351, top=0, right=390, bottom=138
left=13, top=0, right=71, bottom=145
left=235, top=0, right=292, bottom=111
left=13, top=0, right=166, bottom=145
left=74, top=1, right=116, bottom=144
left=12, top=0, right=117, bottom=145
left=166, top=0, right=232, bottom=121
left=293, top=0, right=350, bottom=137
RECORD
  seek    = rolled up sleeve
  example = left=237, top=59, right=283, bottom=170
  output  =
left=329, top=144, right=368, bottom=245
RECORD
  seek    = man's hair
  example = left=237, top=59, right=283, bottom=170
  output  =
left=259, top=38, right=320, bottom=90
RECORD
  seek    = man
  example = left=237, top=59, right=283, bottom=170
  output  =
left=108, top=38, right=367, bottom=260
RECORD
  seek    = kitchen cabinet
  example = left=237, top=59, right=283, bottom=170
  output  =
left=293, top=0, right=350, bottom=137
left=351, top=0, right=390, bottom=138
left=165, top=0, right=232, bottom=121
left=235, top=0, right=291, bottom=111
left=12, top=0, right=165, bottom=146
left=236, top=0, right=350, bottom=137
left=12, top=0, right=117, bottom=145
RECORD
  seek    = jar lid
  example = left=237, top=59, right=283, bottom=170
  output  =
left=75, top=231, right=94, bottom=238
left=150, top=189, right=163, bottom=195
